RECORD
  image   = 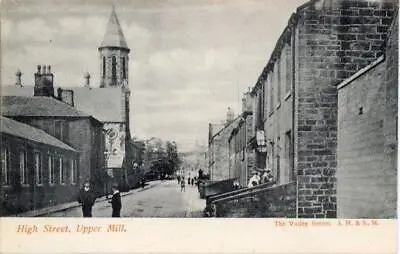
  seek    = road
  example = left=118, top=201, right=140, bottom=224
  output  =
left=45, top=180, right=206, bottom=218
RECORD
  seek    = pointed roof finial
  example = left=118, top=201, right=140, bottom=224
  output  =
left=99, top=5, right=130, bottom=52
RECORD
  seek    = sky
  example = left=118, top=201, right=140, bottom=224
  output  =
left=1, top=0, right=307, bottom=152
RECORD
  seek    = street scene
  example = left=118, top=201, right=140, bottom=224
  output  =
left=0, top=0, right=398, bottom=219
left=43, top=180, right=205, bottom=218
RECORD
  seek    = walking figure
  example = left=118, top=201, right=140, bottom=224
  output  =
left=77, top=181, right=96, bottom=217
left=177, top=175, right=181, bottom=184
left=181, top=178, right=186, bottom=192
left=187, top=177, right=191, bottom=185
left=109, top=184, right=121, bottom=217
left=191, top=178, right=194, bottom=186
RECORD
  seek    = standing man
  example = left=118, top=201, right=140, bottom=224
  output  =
left=77, top=181, right=96, bottom=217
left=109, top=184, right=122, bottom=217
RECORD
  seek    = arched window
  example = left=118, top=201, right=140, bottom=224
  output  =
left=102, top=56, right=106, bottom=78
left=112, top=56, right=117, bottom=81
left=122, top=57, right=126, bottom=79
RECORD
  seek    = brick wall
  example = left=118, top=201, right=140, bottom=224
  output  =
left=295, top=0, right=397, bottom=218
left=212, top=182, right=296, bottom=217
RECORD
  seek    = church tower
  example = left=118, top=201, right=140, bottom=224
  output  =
left=99, top=6, right=130, bottom=88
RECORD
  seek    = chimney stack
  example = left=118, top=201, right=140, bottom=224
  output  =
left=242, top=89, right=253, bottom=114
left=226, top=107, right=235, bottom=125
left=15, top=69, right=22, bottom=87
left=84, top=72, right=91, bottom=88
left=34, top=64, right=55, bottom=97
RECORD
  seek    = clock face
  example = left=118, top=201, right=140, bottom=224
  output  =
left=106, top=127, right=119, bottom=140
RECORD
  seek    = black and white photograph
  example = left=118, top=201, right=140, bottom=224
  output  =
left=0, top=0, right=398, bottom=222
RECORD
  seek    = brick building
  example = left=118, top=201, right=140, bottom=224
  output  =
left=208, top=109, right=240, bottom=181
left=1, top=116, right=79, bottom=216
left=2, top=66, right=106, bottom=196
left=336, top=10, right=398, bottom=218
left=211, top=0, right=398, bottom=218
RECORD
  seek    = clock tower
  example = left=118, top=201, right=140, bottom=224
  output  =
left=99, top=5, right=130, bottom=88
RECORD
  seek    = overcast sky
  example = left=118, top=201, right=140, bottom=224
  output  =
left=1, top=0, right=306, bottom=152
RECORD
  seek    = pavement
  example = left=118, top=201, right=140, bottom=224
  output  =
left=31, top=180, right=206, bottom=218
left=15, top=180, right=162, bottom=217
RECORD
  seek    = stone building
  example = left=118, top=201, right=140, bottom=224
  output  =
left=0, top=116, right=79, bottom=216
left=2, top=6, right=136, bottom=189
left=228, top=91, right=254, bottom=187
left=208, top=109, right=240, bottom=181
left=336, top=10, right=398, bottom=218
left=1, top=66, right=106, bottom=195
left=210, top=0, right=398, bottom=218
left=57, top=6, right=134, bottom=189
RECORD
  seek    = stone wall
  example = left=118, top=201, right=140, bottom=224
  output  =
left=0, top=134, right=79, bottom=216
left=336, top=11, right=398, bottom=218
left=211, top=182, right=296, bottom=217
left=210, top=118, right=240, bottom=181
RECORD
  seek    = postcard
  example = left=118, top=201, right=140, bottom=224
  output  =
left=0, top=0, right=398, bottom=253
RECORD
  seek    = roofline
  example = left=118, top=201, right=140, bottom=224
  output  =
left=210, top=115, right=241, bottom=141
left=251, top=12, right=299, bottom=95
left=336, top=55, right=385, bottom=90
left=1, top=128, right=78, bottom=153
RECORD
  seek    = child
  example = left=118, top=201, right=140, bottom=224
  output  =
left=109, top=184, right=122, bottom=217
left=181, top=178, right=186, bottom=192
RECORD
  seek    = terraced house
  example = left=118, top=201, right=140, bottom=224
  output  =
left=208, top=0, right=398, bottom=218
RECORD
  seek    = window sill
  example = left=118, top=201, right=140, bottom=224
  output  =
left=276, top=102, right=281, bottom=110
left=284, top=91, right=292, bottom=101
left=20, top=184, right=29, bottom=187
left=36, top=184, right=44, bottom=187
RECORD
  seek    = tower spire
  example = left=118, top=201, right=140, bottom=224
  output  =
left=99, top=5, right=130, bottom=88
left=99, top=6, right=130, bottom=51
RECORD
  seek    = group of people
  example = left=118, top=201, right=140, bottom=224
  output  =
left=178, top=176, right=198, bottom=192
left=247, top=169, right=274, bottom=188
left=76, top=181, right=122, bottom=218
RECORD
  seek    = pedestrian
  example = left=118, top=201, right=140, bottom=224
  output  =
left=177, top=175, right=181, bottom=184
left=187, top=177, right=191, bottom=185
left=141, top=177, right=145, bottom=189
left=248, top=171, right=261, bottom=188
left=77, top=181, right=96, bottom=217
left=191, top=178, right=194, bottom=186
left=181, top=178, right=186, bottom=192
left=108, top=184, right=122, bottom=217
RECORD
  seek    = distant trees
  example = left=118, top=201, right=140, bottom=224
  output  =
left=131, top=137, right=181, bottom=180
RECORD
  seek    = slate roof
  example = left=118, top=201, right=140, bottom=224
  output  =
left=1, top=85, right=125, bottom=123
left=1, top=85, right=33, bottom=97
left=1, top=116, right=77, bottom=152
left=99, top=6, right=129, bottom=51
left=1, top=96, right=92, bottom=118
left=63, top=87, right=124, bottom=123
